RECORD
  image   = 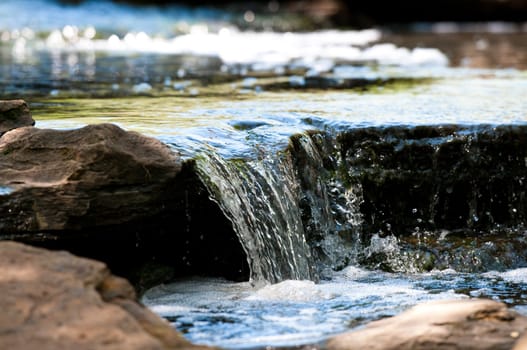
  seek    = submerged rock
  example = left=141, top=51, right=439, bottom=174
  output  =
left=327, top=299, right=527, bottom=350
left=0, top=123, right=181, bottom=232
left=0, top=240, right=209, bottom=350
left=0, top=99, right=35, bottom=136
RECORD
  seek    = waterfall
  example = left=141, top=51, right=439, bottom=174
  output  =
left=289, top=132, right=364, bottom=274
left=193, top=131, right=367, bottom=283
left=189, top=125, right=527, bottom=280
left=195, top=148, right=316, bottom=283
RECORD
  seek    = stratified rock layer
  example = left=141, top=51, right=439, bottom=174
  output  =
left=327, top=299, right=527, bottom=350
left=0, top=241, right=209, bottom=350
left=337, top=125, right=527, bottom=235
left=0, top=99, right=34, bottom=135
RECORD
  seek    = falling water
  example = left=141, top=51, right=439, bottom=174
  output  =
left=195, top=149, right=315, bottom=283
left=192, top=131, right=369, bottom=283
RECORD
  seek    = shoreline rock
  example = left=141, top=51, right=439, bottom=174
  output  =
left=327, top=298, right=527, bottom=350
left=0, top=241, right=212, bottom=350
left=0, top=99, right=35, bottom=136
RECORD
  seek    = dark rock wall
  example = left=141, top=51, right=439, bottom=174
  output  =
left=58, top=0, right=527, bottom=27
left=337, top=125, right=527, bottom=236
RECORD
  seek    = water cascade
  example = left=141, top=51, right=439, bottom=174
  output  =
left=144, top=124, right=527, bottom=348
left=195, top=148, right=316, bottom=283
left=192, top=124, right=527, bottom=282
left=194, top=131, right=366, bottom=283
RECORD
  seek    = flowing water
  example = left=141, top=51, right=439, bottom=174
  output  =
left=3, top=0, right=527, bottom=348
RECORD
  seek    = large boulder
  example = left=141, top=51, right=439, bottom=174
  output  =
left=0, top=122, right=249, bottom=288
left=327, top=299, right=527, bottom=350
left=0, top=123, right=181, bottom=233
left=0, top=99, right=34, bottom=135
left=0, top=240, right=210, bottom=350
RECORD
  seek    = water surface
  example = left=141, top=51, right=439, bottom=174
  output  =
left=143, top=267, right=527, bottom=349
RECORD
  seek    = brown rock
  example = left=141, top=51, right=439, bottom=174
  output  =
left=0, top=123, right=181, bottom=233
left=514, top=332, right=527, bottom=350
left=0, top=99, right=34, bottom=135
left=0, top=241, right=211, bottom=350
left=327, top=299, right=527, bottom=350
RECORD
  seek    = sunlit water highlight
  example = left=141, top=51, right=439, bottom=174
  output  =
left=32, top=76, right=527, bottom=159
left=0, top=187, right=12, bottom=196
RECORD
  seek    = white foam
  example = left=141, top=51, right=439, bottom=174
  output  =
left=142, top=274, right=464, bottom=348
left=333, top=265, right=374, bottom=280
left=247, top=280, right=335, bottom=301
left=484, top=268, right=527, bottom=284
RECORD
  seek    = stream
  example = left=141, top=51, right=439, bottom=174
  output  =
left=2, top=0, right=527, bottom=348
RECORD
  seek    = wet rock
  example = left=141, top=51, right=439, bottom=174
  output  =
left=0, top=99, right=35, bottom=136
left=0, top=240, right=209, bottom=350
left=337, top=125, right=527, bottom=235
left=327, top=299, right=527, bottom=350
left=0, top=123, right=181, bottom=233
